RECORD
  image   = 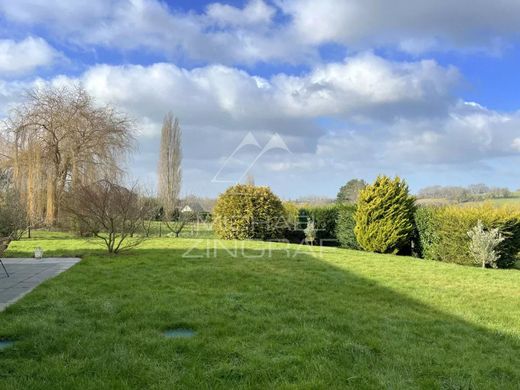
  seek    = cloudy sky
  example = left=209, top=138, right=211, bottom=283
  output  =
left=1, top=0, right=520, bottom=198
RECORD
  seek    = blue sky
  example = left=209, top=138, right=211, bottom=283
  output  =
left=1, top=0, right=520, bottom=198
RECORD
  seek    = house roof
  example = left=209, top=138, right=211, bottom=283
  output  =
left=180, top=201, right=205, bottom=212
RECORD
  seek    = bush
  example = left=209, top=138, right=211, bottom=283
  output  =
left=0, top=190, right=27, bottom=240
left=0, top=171, right=27, bottom=240
left=213, top=184, right=285, bottom=240
left=414, top=206, right=441, bottom=259
left=299, top=204, right=339, bottom=245
left=467, top=220, right=505, bottom=269
left=64, top=179, right=153, bottom=253
left=335, top=204, right=359, bottom=249
left=355, top=176, right=416, bottom=254
left=430, top=204, right=520, bottom=268
left=304, top=219, right=316, bottom=244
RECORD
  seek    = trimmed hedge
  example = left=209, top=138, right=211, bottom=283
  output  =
left=282, top=202, right=306, bottom=243
left=213, top=184, right=285, bottom=240
left=414, top=206, right=440, bottom=259
left=335, top=204, right=359, bottom=249
left=299, top=204, right=339, bottom=245
left=429, top=204, right=520, bottom=268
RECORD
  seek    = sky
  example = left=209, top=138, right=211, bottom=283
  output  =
left=1, top=0, right=520, bottom=199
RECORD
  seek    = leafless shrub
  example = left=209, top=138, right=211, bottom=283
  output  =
left=164, top=209, right=196, bottom=237
left=64, top=179, right=152, bottom=253
left=0, top=168, right=27, bottom=240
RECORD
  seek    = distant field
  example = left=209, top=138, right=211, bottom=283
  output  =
left=465, top=192, right=520, bottom=207
left=417, top=192, right=520, bottom=207
left=486, top=192, right=520, bottom=206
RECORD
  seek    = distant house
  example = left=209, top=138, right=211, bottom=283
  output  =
left=180, top=202, right=205, bottom=214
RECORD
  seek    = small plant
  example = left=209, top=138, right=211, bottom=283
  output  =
left=299, top=204, right=340, bottom=244
left=304, top=218, right=316, bottom=245
left=467, top=220, right=505, bottom=268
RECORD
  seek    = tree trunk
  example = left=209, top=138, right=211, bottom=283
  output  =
left=45, top=176, right=57, bottom=225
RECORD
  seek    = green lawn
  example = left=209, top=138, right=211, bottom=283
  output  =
left=1, top=232, right=520, bottom=388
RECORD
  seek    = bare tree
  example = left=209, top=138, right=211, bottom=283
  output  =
left=157, top=112, right=182, bottom=218
left=0, top=168, right=27, bottom=240
left=64, top=179, right=151, bottom=253
left=2, top=84, right=134, bottom=226
left=164, top=209, right=196, bottom=237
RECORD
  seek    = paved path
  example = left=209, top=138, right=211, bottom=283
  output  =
left=0, top=258, right=80, bottom=311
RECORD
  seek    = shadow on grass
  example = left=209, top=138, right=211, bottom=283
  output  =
left=0, top=245, right=519, bottom=388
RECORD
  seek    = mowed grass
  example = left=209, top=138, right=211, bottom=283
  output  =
left=1, top=232, right=520, bottom=389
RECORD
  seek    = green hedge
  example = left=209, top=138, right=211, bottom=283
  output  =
left=414, top=206, right=440, bottom=259
left=282, top=202, right=306, bottom=243
left=335, top=204, right=359, bottom=249
left=418, top=204, right=520, bottom=268
left=299, top=204, right=339, bottom=245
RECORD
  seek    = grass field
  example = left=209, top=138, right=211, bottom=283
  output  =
left=418, top=192, right=520, bottom=207
left=486, top=192, right=520, bottom=206
left=1, top=232, right=520, bottom=388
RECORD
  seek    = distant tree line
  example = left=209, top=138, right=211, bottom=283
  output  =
left=417, top=184, right=513, bottom=202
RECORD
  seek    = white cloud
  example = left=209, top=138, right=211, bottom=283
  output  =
left=0, top=37, right=59, bottom=75
left=206, top=0, right=275, bottom=27
left=313, top=101, right=520, bottom=168
left=69, top=53, right=459, bottom=143
left=0, top=0, right=310, bottom=65
left=0, top=52, right=518, bottom=195
left=272, top=53, right=459, bottom=118
left=60, top=55, right=516, bottom=177
left=512, top=138, right=520, bottom=152
left=3, top=0, right=520, bottom=64
left=278, top=0, right=520, bottom=53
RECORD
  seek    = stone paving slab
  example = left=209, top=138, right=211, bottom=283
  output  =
left=0, top=258, right=80, bottom=311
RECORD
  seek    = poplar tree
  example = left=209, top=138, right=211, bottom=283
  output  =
left=157, top=112, right=182, bottom=218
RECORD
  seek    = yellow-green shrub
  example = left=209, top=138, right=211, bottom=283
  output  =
left=213, top=184, right=285, bottom=240
left=355, top=176, right=416, bottom=254
left=431, top=204, right=520, bottom=268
